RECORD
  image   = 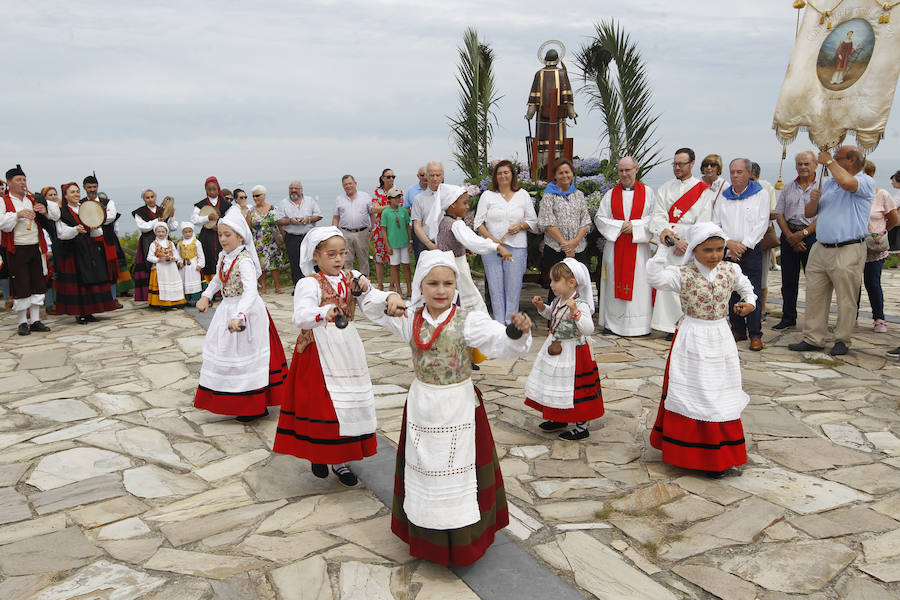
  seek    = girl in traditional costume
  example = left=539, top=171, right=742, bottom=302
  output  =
left=132, top=190, right=177, bottom=302
left=646, top=223, right=756, bottom=478
left=362, top=250, right=532, bottom=566
left=524, top=258, right=604, bottom=440
left=194, top=207, right=287, bottom=422
left=147, top=222, right=185, bottom=309
left=178, top=221, right=205, bottom=306
left=54, top=182, right=119, bottom=324
left=272, top=226, right=378, bottom=487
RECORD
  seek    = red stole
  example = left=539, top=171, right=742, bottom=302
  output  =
left=2, top=193, right=48, bottom=256
left=667, top=181, right=709, bottom=223
left=611, top=183, right=646, bottom=301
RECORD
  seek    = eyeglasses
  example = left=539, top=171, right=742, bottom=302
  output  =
left=322, top=250, right=349, bottom=259
left=252, top=193, right=262, bottom=198
left=384, top=175, right=396, bottom=179
left=701, top=163, right=717, bottom=169
left=417, top=173, right=426, bottom=178
left=672, top=161, right=692, bottom=167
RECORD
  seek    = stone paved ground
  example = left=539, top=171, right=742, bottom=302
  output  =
left=0, top=266, right=899, bottom=599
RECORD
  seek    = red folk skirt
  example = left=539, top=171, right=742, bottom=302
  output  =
left=193, top=313, right=288, bottom=416
left=53, top=254, right=119, bottom=316
left=525, top=343, right=605, bottom=422
left=273, top=342, right=377, bottom=464
left=649, top=330, right=747, bottom=471
left=391, top=387, right=508, bottom=567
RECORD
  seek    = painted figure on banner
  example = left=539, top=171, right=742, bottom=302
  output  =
left=817, top=19, right=874, bottom=91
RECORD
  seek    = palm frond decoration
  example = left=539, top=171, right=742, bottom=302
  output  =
left=576, top=20, right=663, bottom=177
left=450, top=28, right=503, bottom=180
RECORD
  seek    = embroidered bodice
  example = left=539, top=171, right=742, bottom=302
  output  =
left=179, top=240, right=198, bottom=261
left=411, top=307, right=471, bottom=385
left=222, top=250, right=252, bottom=298
left=295, top=270, right=355, bottom=353
left=679, top=261, right=737, bottom=320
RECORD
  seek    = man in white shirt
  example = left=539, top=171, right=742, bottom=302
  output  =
left=276, top=181, right=322, bottom=284
left=411, top=161, right=444, bottom=260
left=332, top=175, right=372, bottom=276
left=595, top=157, right=655, bottom=336
left=0, top=164, right=59, bottom=335
left=714, top=158, right=770, bottom=351
left=650, top=148, right=716, bottom=339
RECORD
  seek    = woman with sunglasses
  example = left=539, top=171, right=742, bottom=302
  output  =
left=371, top=168, right=395, bottom=291
left=247, top=185, right=288, bottom=294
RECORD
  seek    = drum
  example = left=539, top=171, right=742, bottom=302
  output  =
left=198, top=205, right=219, bottom=229
left=160, top=196, right=175, bottom=221
left=79, top=200, right=106, bottom=229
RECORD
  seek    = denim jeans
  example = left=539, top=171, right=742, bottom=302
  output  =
left=482, top=246, right=528, bottom=324
left=859, top=258, right=885, bottom=321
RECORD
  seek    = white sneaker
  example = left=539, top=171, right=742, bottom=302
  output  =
left=874, top=319, right=888, bottom=333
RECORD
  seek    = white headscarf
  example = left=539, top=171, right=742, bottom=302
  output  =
left=682, top=222, right=728, bottom=265
left=562, top=258, right=594, bottom=314
left=298, top=226, right=344, bottom=276
left=181, top=221, right=194, bottom=233
left=410, top=250, right=459, bottom=309
left=424, top=183, right=467, bottom=241
left=219, top=206, right=262, bottom=278
left=153, top=221, right=169, bottom=234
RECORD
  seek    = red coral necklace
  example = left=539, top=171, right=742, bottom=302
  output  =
left=413, top=306, right=456, bottom=351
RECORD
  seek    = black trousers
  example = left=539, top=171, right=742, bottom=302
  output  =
left=779, top=231, right=816, bottom=324
left=284, top=233, right=305, bottom=285
left=728, top=244, right=763, bottom=339
left=7, top=244, right=46, bottom=299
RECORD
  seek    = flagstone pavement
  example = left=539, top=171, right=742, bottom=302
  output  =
left=1, top=268, right=899, bottom=599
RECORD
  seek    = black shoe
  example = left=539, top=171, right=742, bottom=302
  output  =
left=539, top=420, right=567, bottom=431
left=559, top=428, right=589, bottom=441
left=788, top=341, right=824, bottom=352
left=886, top=347, right=900, bottom=358
left=83, top=314, right=98, bottom=322
left=471, top=362, right=480, bottom=371
left=235, top=408, right=268, bottom=423
left=331, top=464, right=358, bottom=486
left=771, top=321, right=796, bottom=330
left=311, top=463, right=329, bottom=478
left=706, top=469, right=729, bottom=479
left=17, top=323, right=30, bottom=336
left=664, top=332, right=674, bottom=342
left=29, top=321, right=51, bottom=332
left=602, top=328, right=614, bottom=335
left=830, top=341, right=849, bottom=356
left=75, top=316, right=88, bottom=325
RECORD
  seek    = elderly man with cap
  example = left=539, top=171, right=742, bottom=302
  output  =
left=332, top=175, right=372, bottom=277
left=0, top=164, right=60, bottom=335
left=276, top=180, right=322, bottom=285
left=82, top=172, right=125, bottom=305
left=789, top=146, right=875, bottom=356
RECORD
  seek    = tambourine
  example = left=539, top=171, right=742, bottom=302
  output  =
left=78, top=200, right=106, bottom=229
left=198, top=205, right=218, bottom=229
left=160, top=196, right=175, bottom=221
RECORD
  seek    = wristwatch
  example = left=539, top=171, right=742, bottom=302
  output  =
left=802, top=228, right=809, bottom=237
left=825, top=160, right=834, bottom=166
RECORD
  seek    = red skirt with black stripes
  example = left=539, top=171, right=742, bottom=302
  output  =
left=273, top=342, right=377, bottom=464
left=649, top=331, right=747, bottom=471
left=525, top=343, right=604, bottom=422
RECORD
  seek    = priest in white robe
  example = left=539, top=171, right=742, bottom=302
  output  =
left=595, top=157, right=655, bottom=336
left=648, top=148, right=717, bottom=337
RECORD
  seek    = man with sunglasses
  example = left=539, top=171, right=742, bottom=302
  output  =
left=649, top=148, right=716, bottom=339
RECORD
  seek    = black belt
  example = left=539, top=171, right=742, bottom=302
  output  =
left=820, top=238, right=864, bottom=248
left=285, top=232, right=305, bottom=237
left=341, top=227, right=368, bottom=233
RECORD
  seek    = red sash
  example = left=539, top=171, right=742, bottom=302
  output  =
left=2, top=193, right=48, bottom=256
left=667, top=181, right=709, bottom=224
left=611, top=183, right=646, bottom=301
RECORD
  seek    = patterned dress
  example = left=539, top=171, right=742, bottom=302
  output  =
left=249, top=207, right=289, bottom=271
left=372, top=188, right=391, bottom=264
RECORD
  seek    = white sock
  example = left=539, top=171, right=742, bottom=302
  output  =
left=29, top=305, right=40, bottom=323
left=17, top=310, right=28, bottom=326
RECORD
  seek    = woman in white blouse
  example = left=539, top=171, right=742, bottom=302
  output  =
left=475, top=160, right=538, bottom=324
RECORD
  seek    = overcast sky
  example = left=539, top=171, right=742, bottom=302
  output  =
left=4, top=0, right=899, bottom=207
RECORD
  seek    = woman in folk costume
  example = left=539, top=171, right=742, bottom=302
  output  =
left=191, top=176, right=233, bottom=283
left=54, top=182, right=120, bottom=324
left=132, top=189, right=177, bottom=302
left=646, top=223, right=756, bottom=478
left=362, top=250, right=533, bottom=566
left=272, top=226, right=378, bottom=487
left=147, top=222, right=185, bottom=308
left=178, top=221, right=205, bottom=306
left=524, top=258, right=604, bottom=440
left=194, top=207, right=288, bottom=422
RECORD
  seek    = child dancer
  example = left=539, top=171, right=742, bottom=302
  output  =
left=524, top=258, right=604, bottom=440
left=362, top=250, right=532, bottom=567
left=272, top=226, right=378, bottom=487
left=147, top=222, right=185, bottom=309
left=646, top=222, right=756, bottom=478
left=194, top=207, right=287, bottom=422
left=381, top=187, right=412, bottom=296
left=178, top=221, right=205, bottom=306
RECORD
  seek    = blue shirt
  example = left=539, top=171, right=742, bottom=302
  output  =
left=815, top=173, right=875, bottom=244
left=404, top=182, right=425, bottom=210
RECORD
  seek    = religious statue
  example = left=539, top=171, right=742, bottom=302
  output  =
left=525, top=41, right=576, bottom=178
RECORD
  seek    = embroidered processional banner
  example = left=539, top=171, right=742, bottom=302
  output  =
left=772, top=1, right=900, bottom=150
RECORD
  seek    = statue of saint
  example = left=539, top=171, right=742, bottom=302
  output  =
left=525, top=47, right=576, bottom=176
